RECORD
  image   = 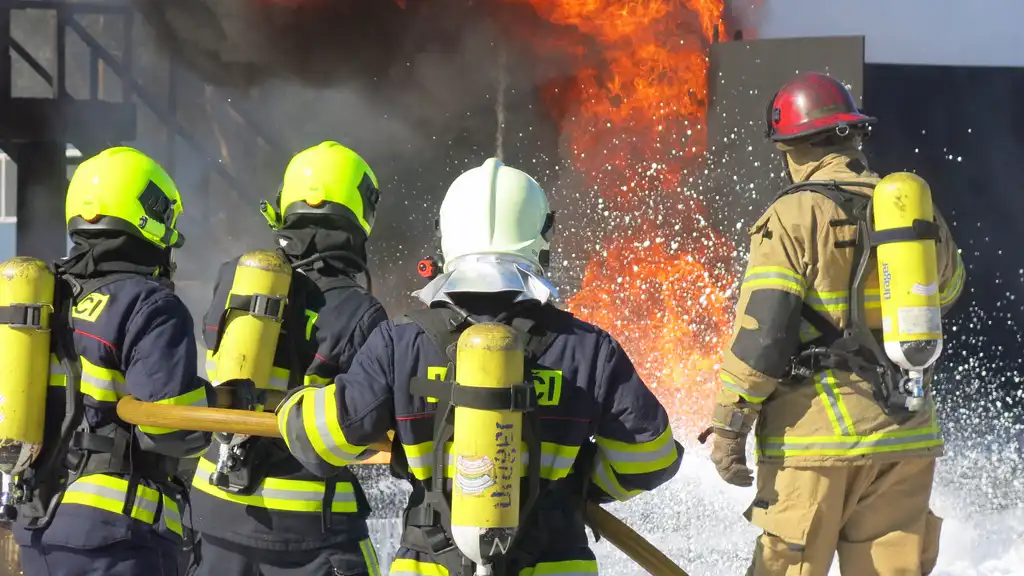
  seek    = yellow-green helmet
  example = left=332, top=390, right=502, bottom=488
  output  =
left=66, top=147, right=185, bottom=249
left=260, top=141, right=380, bottom=237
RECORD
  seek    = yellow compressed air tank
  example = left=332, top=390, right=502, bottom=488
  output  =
left=0, top=258, right=54, bottom=475
left=211, top=250, right=292, bottom=392
left=450, top=323, right=525, bottom=575
left=873, top=172, right=943, bottom=386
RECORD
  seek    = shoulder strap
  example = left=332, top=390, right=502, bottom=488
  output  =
left=773, top=180, right=874, bottom=236
left=402, top=307, right=466, bottom=365
left=17, top=270, right=86, bottom=529
left=67, top=272, right=139, bottom=304
left=312, top=275, right=362, bottom=294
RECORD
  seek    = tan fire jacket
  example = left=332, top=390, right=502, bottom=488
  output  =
left=715, top=150, right=966, bottom=466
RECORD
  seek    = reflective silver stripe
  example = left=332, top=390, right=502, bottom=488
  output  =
left=591, top=457, right=632, bottom=501
left=807, top=292, right=880, bottom=310
left=806, top=293, right=847, bottom=309
left=81, top=372, right=127, bottom=396
left=597, top=437, right=675, bottom=465
left=163, top=499, right=182, bottom=527
left=360, top=539, right=381, bottom=576
left=720, top=372, right=767, bottom=402
left=205, top=358, right=217, bottom=377
left=49, top=361, right=64, bottom=374
left=758, top=428, right=942, bottom=453
left=534, top=452, right=575, bottom=472
left=312, top=386, right=364, bottom=461
left=743, top=270, right=804, bottom=285
left=267, top=375, right=289, bottom=391
left=64, top=481, right=159, bottom=516
left=257, top=485, right=356, bottom=505
left=405, top=451, right=431, bottom=471
left=817, top=372, right=853, bottom=436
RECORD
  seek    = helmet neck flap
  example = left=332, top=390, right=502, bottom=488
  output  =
left=414, top=254, right=558, bottom=308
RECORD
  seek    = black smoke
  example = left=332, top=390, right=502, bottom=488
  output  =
left=133, top=0, right=604, bottom=314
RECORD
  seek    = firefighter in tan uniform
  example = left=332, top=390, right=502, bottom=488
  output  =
left=706, top=72, right=967, bottom=576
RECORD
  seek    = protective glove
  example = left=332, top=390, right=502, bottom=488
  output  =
left=708, top=428, right=753, bottom=487
left=699, top=403, right=757, bottom=487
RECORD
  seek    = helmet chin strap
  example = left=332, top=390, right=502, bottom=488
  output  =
left=780, top=153, right=793, bottom=184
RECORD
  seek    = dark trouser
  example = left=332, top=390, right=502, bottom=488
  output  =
left=189, top=534, right=381, bottom=576
left=19, top=539, right=180, bottom=576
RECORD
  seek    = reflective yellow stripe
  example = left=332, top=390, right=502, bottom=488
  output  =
left=814, top=370, right=855, bottom=437
left=139, top=386, right=211, bottom=435
left=719, top=370, right=767, bottom=404
left=519, top=560, right=600, bottom=575
left=390, top=559, right=449, bottom=576
left=302, top=385, right=367, bottom=465
left=360, top=539, right=382, bottom=576
left=594, top=427, right=677, bottom=475
left=304, top=374, right=334, bottom=386
left=191, top=458, right=358, bottom=513
left=61, top=474, right=183, bottom=537
left=401, top=441, right=579, bottom=481
left=78, top=358, right=127, bottom=403
left=940, top=253, right=966, bottom=307
left=269, top=366, right=290, bottom=391
left=590, top=454, right=642, bottom=502
left=162, top=494, right=183, bottom=536
left=798, top=319, right=822, bottom=344
left=755, top=422, right=942, bottom=457
left=48, top=356, right=66, bottom=387
left=806, top=289, right=881, bottom=313
left=743, top=266, right=805, bottom=295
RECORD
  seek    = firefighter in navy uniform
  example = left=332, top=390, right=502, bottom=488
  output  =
left=189, top=142, right=388, bottom=576
left=706, top=73, right=967, bottom=575
left=8, top=147, right=214, bottom=575
left=276, top=157, right=684, bottom=576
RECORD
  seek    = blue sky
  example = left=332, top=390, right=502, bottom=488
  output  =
left=755, top=0, right=1024, bottom=67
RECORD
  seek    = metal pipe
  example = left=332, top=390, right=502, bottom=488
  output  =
left=116, top=397, right=690, bottom=575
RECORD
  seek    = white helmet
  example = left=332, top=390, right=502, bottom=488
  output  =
left=438, top=157, right=555, bottom=273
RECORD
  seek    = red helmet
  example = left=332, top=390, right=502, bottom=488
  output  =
left=764, top=72, right=876, bottom=142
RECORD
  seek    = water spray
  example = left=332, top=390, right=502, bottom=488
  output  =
left=495, top=43, right=508, bottom=161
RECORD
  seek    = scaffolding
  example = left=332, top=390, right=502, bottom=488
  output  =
left=0, top=0, right=285, bottom=262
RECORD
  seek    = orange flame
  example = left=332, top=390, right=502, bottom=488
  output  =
left=513, top=0, right=737, bottom=432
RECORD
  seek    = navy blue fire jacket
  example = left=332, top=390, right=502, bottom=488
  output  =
left=14, top=274, right=212, bottom=550
left=277, top=305, right=683, bottom=573
left=190, top=257, right=388, bottom=551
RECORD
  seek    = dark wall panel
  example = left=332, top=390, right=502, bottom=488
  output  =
left=707, top=36, right=865, bottom=233
left=864, top=63, right=1024, bottom=424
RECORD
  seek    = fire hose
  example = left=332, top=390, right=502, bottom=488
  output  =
left=116, top=394, right=690, bottom=576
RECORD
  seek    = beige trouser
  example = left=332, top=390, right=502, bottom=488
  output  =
left=744, top=458, right=942, bottom=576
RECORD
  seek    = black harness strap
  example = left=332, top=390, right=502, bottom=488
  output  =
left=397, top=305, right=559, bottom=576
left=775, top=181, right=929, bottom=419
